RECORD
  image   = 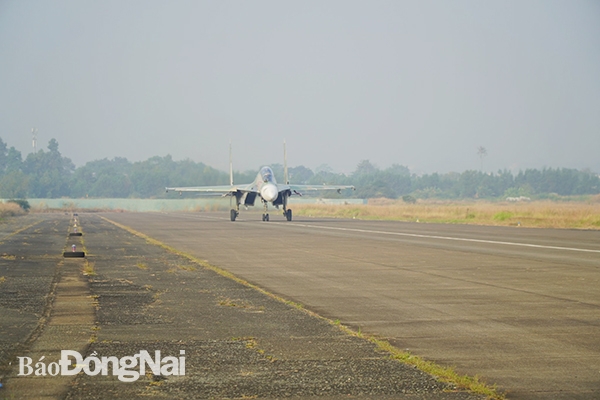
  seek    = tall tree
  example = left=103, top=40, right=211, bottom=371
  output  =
left=23, top=139, right=75, bottom=198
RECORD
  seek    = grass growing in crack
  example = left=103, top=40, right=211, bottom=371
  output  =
left=334, top=322, right=504, bottom=399
left=152, top=290, right=164, bottom=302
left=0, top=276, right=5, bottom=283
left=89, top=295, right=100, bottom=310
left=83, top=261, right=96, bottom=276
left=219, top=297, right=264, bottom=312
left=167, top=265, right=197, bottom=273
left=137, top=262, right=149, bottom=270
left=219, top=297, right=253, bottom=309
left=89, top=326, right=100, bottom=344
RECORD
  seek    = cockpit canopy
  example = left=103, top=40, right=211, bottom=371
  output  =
left=260, top=166, right=275, bottom=183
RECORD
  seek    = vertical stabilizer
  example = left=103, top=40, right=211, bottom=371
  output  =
left=283, top=140, right=289, bottom=184
left=229, top=140, right=234, bottom=186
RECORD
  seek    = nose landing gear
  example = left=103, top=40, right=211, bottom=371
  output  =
left=262, top=200, right=269, bottom=222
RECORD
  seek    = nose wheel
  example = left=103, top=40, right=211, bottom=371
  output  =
left=284, top=209, right=292, bottom=221
left=262, top=200, right=270, bottom=222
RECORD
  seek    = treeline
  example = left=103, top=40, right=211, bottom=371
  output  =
left=290, top=160, right=600, bottom=200
left=0, top=137, right=598, bottom=200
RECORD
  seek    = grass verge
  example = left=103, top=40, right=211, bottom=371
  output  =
left=0, top=202, right=27, bottom=220
left=100, top=215, right=504, bottom=399
left=294, top=198, right=600, bottom=229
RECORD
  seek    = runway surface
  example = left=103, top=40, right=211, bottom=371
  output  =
left=2, top=213, right=483, bottom=399
left=103, top=211, right=600, bottom=399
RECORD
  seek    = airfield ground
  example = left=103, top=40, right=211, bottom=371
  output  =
left=96, top=210, right=600, bottom=400
left=0, top=213, right=485, bottom=399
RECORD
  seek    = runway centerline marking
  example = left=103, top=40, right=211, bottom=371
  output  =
left=272, top=222, right=600, bottom=254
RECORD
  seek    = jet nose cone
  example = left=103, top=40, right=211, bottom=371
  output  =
left=261, top=184, right=278, bottom=202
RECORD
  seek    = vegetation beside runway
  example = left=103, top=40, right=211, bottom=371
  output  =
left=100, top=216, right=505, bottom=399
left=0, top=202, right=27, bottom=220
left=347, top=328, right=504, bottom=399
left=294, top=197, right=600, bottom=229
left=12, top=195, right=600, bottom=230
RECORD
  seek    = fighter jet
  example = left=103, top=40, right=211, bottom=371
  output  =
left=166, top=143, right=355, bottom=221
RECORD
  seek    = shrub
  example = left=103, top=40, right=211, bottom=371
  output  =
left=402, top=195, right=417, bottom=204
left=7, top=199, right=31, bottom=212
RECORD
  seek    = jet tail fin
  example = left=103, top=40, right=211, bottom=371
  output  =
left=229, top=140, right=234, bottom=186
left=283, top=140, right=289, bottom=184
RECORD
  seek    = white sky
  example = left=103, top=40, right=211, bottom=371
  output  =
left=1, top=0, right=599, bottom=174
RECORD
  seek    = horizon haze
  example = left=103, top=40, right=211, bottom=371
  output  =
left=1, top=1, right=599, bottom=175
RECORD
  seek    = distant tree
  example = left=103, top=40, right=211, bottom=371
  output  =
left=288, top=165, right=314, bottom=183
left=269, top=163, right=285, bottom=183
left=314, top=164, right=333, bottom=175
left=23, top=139, right=74, bottom=198
left=353, top=160, right=378, bottom=176
left=386, top=164, right=410, bottom=176
left=6, top=147, right=23, bottom=172
left=0, top=171, right=29, bottom=198
left=0, top=138, right=7, bottom=173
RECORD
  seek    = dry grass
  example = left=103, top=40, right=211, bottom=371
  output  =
left=83, top=261, right=96, bottom=276
left=136, top=262, right=149, bottom=270
left=0, top=202, right=27, bottom=218
left=294, top=198, right=600, bottom=229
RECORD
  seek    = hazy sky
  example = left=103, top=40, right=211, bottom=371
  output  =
left=1, top=1, right=599, bottom=174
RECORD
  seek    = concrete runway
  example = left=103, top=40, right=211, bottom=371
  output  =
left=103, top=211, right=600, bottom=399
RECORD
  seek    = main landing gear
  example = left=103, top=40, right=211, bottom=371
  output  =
left=230, top=192, right=242, bottom=222
left=282, top=191, right=292, bottom=221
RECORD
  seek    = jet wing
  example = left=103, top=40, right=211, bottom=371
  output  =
left=166, top=184, right=256, bottom=194
left=281, top=184, right=355, bottom=194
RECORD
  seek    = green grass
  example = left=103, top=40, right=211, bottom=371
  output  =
left=493, top=211, right=513, bottom=221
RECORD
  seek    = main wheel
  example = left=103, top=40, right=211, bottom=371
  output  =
left=286, top=209, right=292, bottom=221
left=230, top=209, right=237, bottom=221
left=265, top=214, right=269, bottom=221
